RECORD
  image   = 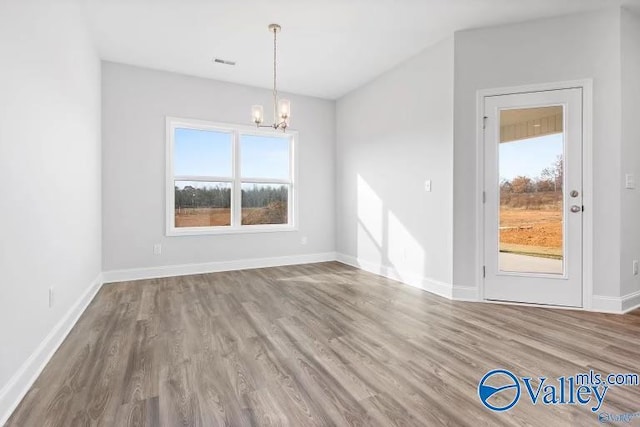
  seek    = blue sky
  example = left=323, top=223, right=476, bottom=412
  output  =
left=240, top=135, right=289, bottom=179
left=174, top=128, right=232, bottom=176
left=174, top=128, right=289, bottom=179
left=499, top=133, right=563, bottom=181
left=174, top=126, right=557, bottom=183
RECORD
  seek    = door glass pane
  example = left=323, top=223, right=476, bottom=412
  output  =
left=174, top=181, right=231, bottom=227
left=498, top=106, right=564, bottom=274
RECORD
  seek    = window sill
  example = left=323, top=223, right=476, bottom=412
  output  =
left=166, top=225, right=297, bottom=237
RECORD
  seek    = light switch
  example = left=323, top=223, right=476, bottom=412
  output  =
left=424, top=180, right=432, bottom=192
left=625, top=173, right=636, bottom=189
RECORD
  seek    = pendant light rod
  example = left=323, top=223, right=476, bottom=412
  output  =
left=270, top=24, right=280, bottom=126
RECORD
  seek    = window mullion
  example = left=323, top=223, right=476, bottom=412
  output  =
left=289, top=136, right=295, bottom=227
left=233, top=130, right=242, bottom=227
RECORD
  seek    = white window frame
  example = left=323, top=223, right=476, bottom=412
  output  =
left=166, top=116, right=297, bottom=236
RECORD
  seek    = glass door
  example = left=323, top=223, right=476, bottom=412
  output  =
left=483, top=88, right=583, bottom=307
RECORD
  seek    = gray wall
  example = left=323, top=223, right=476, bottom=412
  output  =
left=621, top=8, right=640, bottom=297
left=0, top=0, right=101, bottom=395
left=453, top=9, right=624, bottom=297
left=336, top=38, right=454, bottom=286
left=101, top=63, right=335, bottom=271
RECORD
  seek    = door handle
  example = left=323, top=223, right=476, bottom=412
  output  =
left=570, top=205, right=581, bottom=213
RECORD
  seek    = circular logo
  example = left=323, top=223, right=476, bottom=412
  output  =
left=478, top=369, right=521, bottom=412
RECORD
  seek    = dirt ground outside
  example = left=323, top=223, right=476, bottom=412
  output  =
left=175, top=206, right=287, bottom=227
left=175, top=208, right=231, bottom=227
left=500, top=207, right=563, bottom=259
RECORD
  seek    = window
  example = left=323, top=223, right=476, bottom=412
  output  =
left=166, top=117, right=295, bottom=235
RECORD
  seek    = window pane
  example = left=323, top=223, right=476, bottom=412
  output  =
left=240, top=135, right=290, bottom=179
left=241, top=183, right=288, bottom=225
left=175, top=181, right=231, bottom=227
left=174, top=128, right=232, bottom=177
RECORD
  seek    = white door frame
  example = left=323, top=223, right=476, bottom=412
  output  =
left=475, top=79, right=593, bottom=310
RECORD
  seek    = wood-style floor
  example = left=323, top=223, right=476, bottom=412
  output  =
left=6, top=262, right=640, bottom=426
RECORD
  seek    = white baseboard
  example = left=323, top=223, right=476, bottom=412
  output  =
left=335, top=253, right=453, bottom=299
left=452, top=286, right=480, bottom=301
left=591, top=290, right=640, bottom=314
left=622, top=290, right=640, bottom=313
left=590, top=295, right=623, bottom=313
left=333, top=254, right=640, bottom=315
left=102, top=252, right=337, bottom=283
left=0, top=274, right=103, bottom=426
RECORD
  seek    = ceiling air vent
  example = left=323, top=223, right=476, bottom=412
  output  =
left=213, top=58, right=236, bottom=66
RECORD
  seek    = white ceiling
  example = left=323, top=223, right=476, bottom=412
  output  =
left=85, top=0, right=634, bottom=100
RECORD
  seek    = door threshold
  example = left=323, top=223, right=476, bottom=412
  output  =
left=483, top=298, right=583, bottom=311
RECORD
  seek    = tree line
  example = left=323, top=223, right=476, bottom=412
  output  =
left=501, top=155, right=563, bottom=194
left=175, top=184, right=287, bottom=209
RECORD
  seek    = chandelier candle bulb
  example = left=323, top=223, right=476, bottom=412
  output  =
left=252, top=105, right=264, bottom=124
left=278, top=98, right=290, bottom=120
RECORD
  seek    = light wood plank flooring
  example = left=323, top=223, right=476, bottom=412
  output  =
left=6, top=262, right=640, bottom=426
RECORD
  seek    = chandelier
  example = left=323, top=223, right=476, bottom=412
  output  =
left=251, top=24, right=290, bottom=131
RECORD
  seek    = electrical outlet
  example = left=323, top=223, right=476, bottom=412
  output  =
left=625, top=173, right=636, bottom=189
left=424, top=180, right=432, bottom=192
left=301, top=236, right=308, bottom=245
left=153, top=243, right=162, bottom=255
left=49, top=287, right=54, bottom=308
left=633, top=260, right=639, bottom=276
